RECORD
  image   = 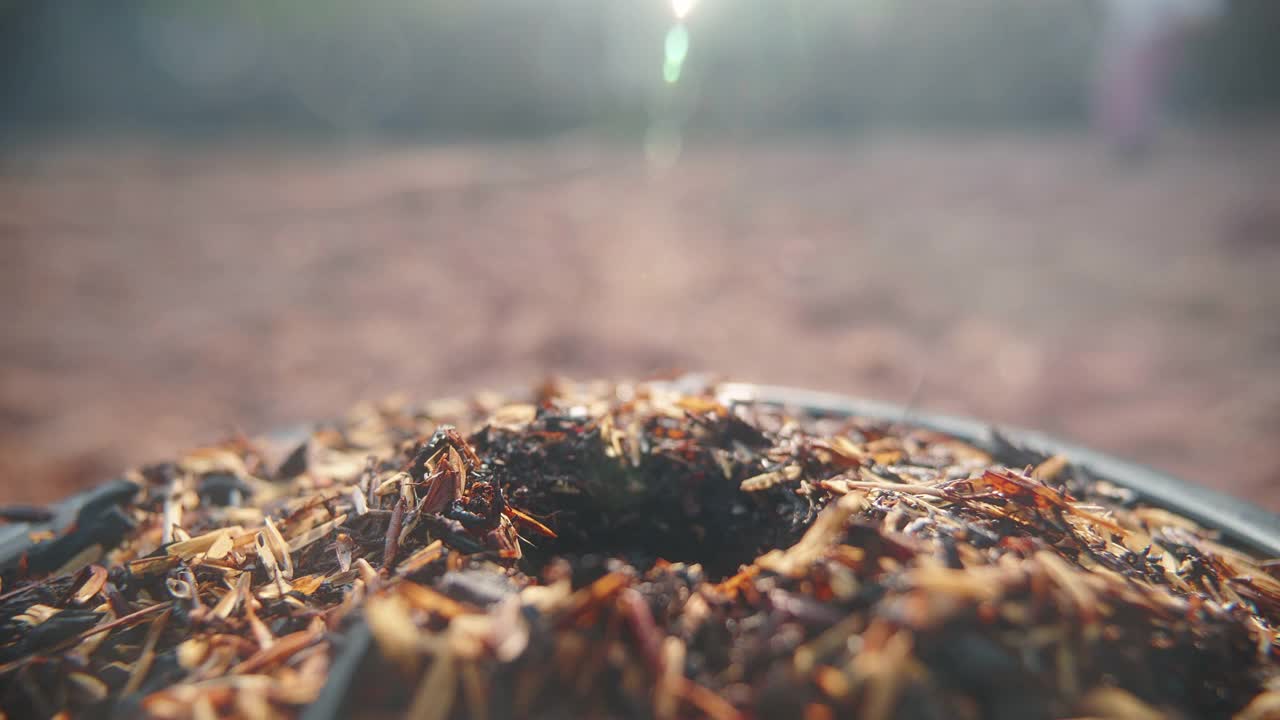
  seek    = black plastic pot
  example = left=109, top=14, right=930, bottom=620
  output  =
left=3, top=385, right=1277, bottom=720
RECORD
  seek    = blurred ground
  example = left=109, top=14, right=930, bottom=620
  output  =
left=2, top=129, right=1279, bottom=508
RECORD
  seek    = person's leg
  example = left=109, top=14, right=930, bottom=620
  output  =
left=1094, top=35, right=1149, bottom=159
left=1097, top=19, right=1197, bottom=160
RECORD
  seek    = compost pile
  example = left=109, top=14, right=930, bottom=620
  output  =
left=2, top=379, right=1278, bottom=719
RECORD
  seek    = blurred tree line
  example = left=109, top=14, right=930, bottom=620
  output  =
left=1, top=0, right=1277, bottom=138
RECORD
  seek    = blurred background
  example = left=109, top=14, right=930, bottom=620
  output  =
left=1, top=0, right=1278, bottom=508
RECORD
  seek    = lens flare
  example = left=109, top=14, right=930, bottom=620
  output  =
left=663, top=24, right=690, bottom=84
left=664, top=25, right=690, bottom=67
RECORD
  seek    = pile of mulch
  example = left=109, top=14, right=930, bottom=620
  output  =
left=1, top=378, right=1277, bottom=719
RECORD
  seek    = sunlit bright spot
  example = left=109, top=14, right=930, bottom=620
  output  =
left=670, top=0, right=698, bottom=21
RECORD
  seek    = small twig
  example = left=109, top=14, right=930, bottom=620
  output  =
left=73, top=601, right=173, bottom=644
left=0, top=575, right=57, bottom=604
left=229, top=628, right=322, bottom=675
left=384, top=498, right=406, bottom=571
left=677, top=678, right=744, bottom=720
left=122, top=607, right=172, bottom=695
left=838, top=481, right=952, bottom=499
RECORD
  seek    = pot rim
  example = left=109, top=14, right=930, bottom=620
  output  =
left=721, top=382, right=1280, bottom=558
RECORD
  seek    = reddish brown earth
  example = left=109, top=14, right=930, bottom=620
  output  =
left=2, top=129, right=1279, bottom=508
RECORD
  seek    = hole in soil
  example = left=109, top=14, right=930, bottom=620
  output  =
left=515, top=492, right=779, bottom=581
left=485, top=427, right=817, bottom=581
